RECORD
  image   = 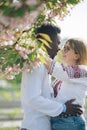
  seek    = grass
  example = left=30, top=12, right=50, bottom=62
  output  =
left=0, top=127, right=19, bottom=130
left=0, top=108, right=23, bottom=117
left=0, top=79, right=22, bottom=129
left=0, top=91, right=20, bottom=100
left=0, top=79, right=20, bottom=100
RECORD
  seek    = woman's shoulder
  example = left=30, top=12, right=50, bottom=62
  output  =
left=79, top=65, right=87, bottom=70
left=76, top=65, right=87, bottom=78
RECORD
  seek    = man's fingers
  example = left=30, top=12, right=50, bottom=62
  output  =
left=65, top=99, right=83, bottom=116
left=71, top=105, right=83, bottom=115
left=73, top=104, right=82, bottom=108
left=73, top=108, right=83, bottom=113
left=67, top=99, right=76, bottom=104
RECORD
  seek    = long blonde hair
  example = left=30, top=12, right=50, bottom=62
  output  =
left=66, top=38, right=87, bottom=65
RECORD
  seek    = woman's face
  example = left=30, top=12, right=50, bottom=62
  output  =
left=61, top=42, right=80, bottom=65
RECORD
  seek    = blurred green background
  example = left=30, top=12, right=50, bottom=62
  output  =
left=0, top=77, right=22, bottom=130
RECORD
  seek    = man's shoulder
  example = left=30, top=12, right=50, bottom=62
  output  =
left=22, top=63, right=46, bottom=75
left=36, top=63, right=46, bottom=72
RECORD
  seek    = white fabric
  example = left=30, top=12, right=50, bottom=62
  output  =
left=53, top=63, right=87, bottom=107
left=21, top=64, right=63, bottom=130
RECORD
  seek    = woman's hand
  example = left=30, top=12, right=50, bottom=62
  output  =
left=44, top=55, right=52, bottom=70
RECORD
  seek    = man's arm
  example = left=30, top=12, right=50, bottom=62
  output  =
left=21, top=65, right=64, bottom=117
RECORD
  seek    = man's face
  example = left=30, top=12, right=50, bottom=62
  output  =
left=47, top=35, right=60, bottom=59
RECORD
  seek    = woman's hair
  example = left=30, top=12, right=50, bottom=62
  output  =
left=66, top=38, right=87, bottom=65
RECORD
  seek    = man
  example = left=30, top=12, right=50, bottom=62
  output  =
left=20, top=23, right=82, bottom=130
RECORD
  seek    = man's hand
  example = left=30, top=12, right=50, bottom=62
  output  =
left=65, top=99, right=83, bottom=116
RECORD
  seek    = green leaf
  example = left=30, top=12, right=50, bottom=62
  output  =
left=3, top=6, right=13, bottom=16
left=39, top=54, right=46, bottom=64
left=67, top=0, right=80, bottom=5
left=13, top=9, right=25, bottom=17
left=28, top=51, right=36, bottom=61
left=15, top=59, right=20, bottom=65
left=20, top=63, right=23, bottom=69
left=41, top=45, right=47, bottom=52
left=37, top=33, right=52, bottom=43
left=28, top=54, right=35, bottom=61
left=38, top=38, right=51, bottom=48
left=37, top=41, right=42, bottom=48
left=27, top=5, right=37, bottom=12
left=20, top=60, right=24, bottom=69
left=2, top=63, right=9, bottom=71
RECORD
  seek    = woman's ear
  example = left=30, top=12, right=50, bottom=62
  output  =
left=74, top=54, right=80, bottom=61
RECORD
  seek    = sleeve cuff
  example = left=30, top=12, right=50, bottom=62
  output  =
left=62, top=104, right=66, bottom=112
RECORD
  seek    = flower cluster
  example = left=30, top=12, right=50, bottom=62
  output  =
left=0, top=0, right=82, bottom=34
left=0, top=27, right=51, bottom=80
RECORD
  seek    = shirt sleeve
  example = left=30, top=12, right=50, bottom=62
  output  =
left=70, top=77, right=87, bottom=87
left=21, top=64, right=63, bottom=117
left=52, top=62, right=69, bottom=81
left=53, top=63, right=87, bottom=86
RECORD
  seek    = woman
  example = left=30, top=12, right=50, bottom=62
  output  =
left=45, top=38, right=87, bottom=130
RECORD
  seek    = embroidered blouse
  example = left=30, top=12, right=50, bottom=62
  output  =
left=51, top=63, right=87, bottom=108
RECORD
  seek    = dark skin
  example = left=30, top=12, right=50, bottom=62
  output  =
left=36, top=23, right=83, bottom=116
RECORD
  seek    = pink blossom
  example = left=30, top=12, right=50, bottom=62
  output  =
left=4, top=66, right=12, bottom=73
left=7, top=75, right=14, bottom=80
left=25, top=0, right=38, bottom=6
left=22, top=63, right=30, bottom=72
left=10, top=64, right=20, bottom=75
left=19, top=51, right=28, bottom=59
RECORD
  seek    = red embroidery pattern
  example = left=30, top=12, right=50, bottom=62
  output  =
left=53, top=80, right=62, bottom=97
left=61, top=64, right=87, bottom=78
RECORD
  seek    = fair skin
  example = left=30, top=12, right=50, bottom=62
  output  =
left=61, top=42, right=80, bottom=66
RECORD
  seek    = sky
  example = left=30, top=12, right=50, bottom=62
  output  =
left=56, top=0, right=87, bottom=42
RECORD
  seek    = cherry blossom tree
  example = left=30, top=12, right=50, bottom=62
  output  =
left=0, top=0, right=83, bottom=80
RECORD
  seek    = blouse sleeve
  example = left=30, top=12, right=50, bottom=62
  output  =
left=52, top=62, right=69, bottom=81
left=69, top=77, right=87, bottom=87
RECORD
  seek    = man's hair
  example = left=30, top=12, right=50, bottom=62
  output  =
left=35, top=23, right=61, bottom=59
left=36, top=23, right=61, bottom=42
